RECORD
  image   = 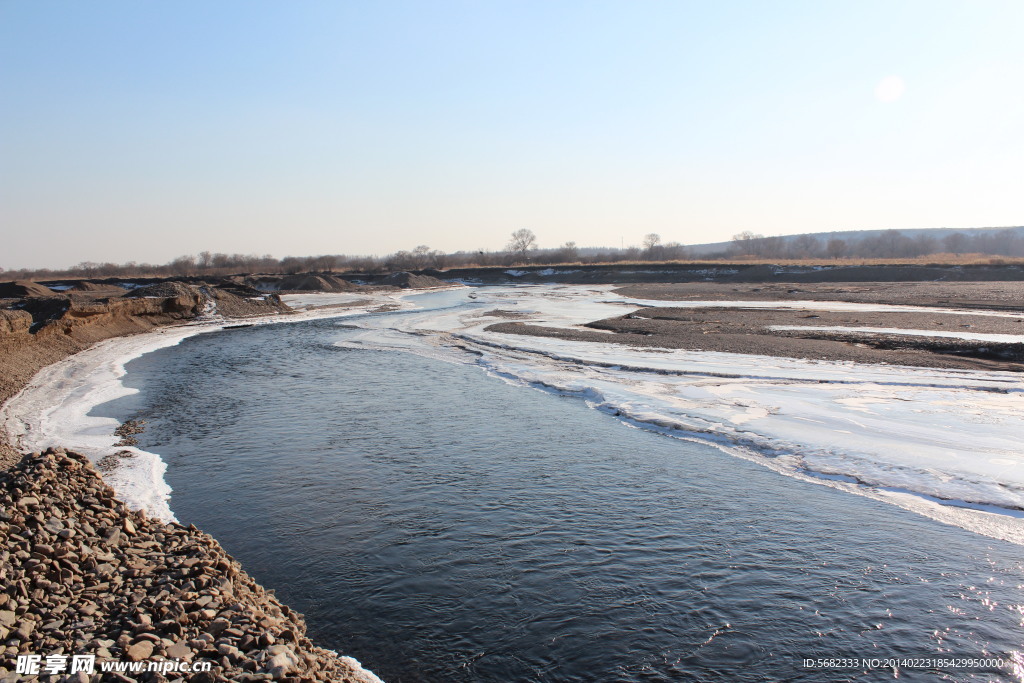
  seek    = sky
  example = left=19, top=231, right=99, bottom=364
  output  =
left=2, top=1, right=1023, bottom=270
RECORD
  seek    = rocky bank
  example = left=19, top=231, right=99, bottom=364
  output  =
left=0, top=449, right=381, bottom=682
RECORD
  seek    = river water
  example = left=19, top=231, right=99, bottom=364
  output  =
left=95, top=291, right=1024, bottom=681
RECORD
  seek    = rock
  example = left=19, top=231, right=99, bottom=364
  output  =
left=165, top=641, right=192, bottom=659
left=207, top=617, right=230, bottom=635
left=102, top=527, right=121, bottom=546
left=266, top=650, right=298, bottom=671
left=126, top=639, right=154, bottom=661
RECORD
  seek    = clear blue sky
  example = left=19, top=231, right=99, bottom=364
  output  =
left=2, top=0, right=1022, bottom=269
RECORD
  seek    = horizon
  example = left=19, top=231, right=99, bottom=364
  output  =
left=3, top=1, right=1023, bottom=270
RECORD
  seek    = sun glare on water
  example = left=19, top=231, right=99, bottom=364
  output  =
left=875, top=75, right=906, bottom=102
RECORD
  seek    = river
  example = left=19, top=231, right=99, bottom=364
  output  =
left=89, top=289, right=1023, bottom=681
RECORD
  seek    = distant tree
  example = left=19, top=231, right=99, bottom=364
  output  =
left=987, top=229, right=1021, bottom=256
left=943, top=232, right=969, bottom=255
left=430, top=249, right=448, bottom=269
left=788, top=235, right=819, bottom=259
left=308, top=255, right=338, bottom=272
left=912, top=234, right=937, bottom=257
left=730, top=231, right=764, bottom=256
left=860, top=229, right=913, bottom=258
left=280, top=256, right=305, bottom=274
left=561, top=240, right=577, bottom=262
left=75, top=261, right=100, bottom=276
left=826, top=238, right=847, bottom=260
left=641, top=233, right=666, bottom=260
left=412, top=245, right=432, bottom=269
left=662, top=241, right=689, bottom=260
left=507, top=229, right=538, bottom=262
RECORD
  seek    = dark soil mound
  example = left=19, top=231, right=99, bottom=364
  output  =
left=726, top=264, right=780, bottom=282
left=124, top=281, right=200, bottom=298
left=278, top=274, right=358, bottom=292
left=0, top=280, right=54, bottom=297
left=382, top=272, right=448, bottom=289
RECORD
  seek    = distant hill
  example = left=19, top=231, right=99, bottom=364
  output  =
left=686, top=225, right=1024, bottom=258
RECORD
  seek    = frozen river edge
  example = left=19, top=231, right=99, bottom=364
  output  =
left=4, top=284, right=1024, bottom=548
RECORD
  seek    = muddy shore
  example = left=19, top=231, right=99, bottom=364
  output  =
left=486, top=281, right=1024, bottom=372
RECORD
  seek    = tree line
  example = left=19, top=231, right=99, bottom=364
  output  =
left=729, top=228, right=1024, bottom=259
left=0, top=230, right=690, bottom=280
left=2, top=227, right=1021, bottom=281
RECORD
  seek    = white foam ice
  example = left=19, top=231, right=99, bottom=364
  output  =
left=280, top=292, right=373, bottom=310
left=616, top=297, right=1024, bottom=318
left=2, top=327, right=216, bottom=521
left=769, top=325, right=1024, bottom=344
left=0, top=292, right=409, bottom=522
left=537, top=268, right=581, bottom=276
left=336, top=284, right=1024, bottom=545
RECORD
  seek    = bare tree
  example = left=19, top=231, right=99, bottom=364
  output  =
left=662, top=241, right=689, bottom=260
left=169, top=255, right=197, bottom=276
left=730, top=231, right=764, bottom=256
left=943, top=232, right=969, bottom=255
left=412, top=245, right=432, bottom=269
left=790, top=234, right=821, bottom=259
left=826, top=238, right=847, bottom=260
left=559, top=241, right=579, bottom=262
left=507, top=229, right=538, bottom=262
left=642, top=233, right=661, bottom=251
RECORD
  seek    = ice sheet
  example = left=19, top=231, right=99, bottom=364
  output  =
left=769, top=325, right=1024, bottom=343
left=338, top=285, right=1024, bottom=544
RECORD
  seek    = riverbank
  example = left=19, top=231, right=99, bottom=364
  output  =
left=1, top=282, right=387, bottom=681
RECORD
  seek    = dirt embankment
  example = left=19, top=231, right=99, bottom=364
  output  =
left=373, top=262, right=1024, bottom=286
left=0, top=449, right=381, bottom=682
left=0, top=282, right=291, bottom=470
